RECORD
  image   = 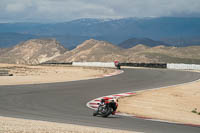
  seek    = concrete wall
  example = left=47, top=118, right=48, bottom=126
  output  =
left=167, top=63, right=200, bottom=70
left=72, top=62, right=116, bottom=68
left=72, top=62, right=200, bottom=70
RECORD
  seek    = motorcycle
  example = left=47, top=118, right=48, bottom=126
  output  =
left=116, top=64, right=121, bottom=69
left=114, top=61, right=121, bottom=69
left=93, top=100, right=118, bottom=117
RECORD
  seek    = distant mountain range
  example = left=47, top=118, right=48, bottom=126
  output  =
left=0, top=32, right=89, bottom=50
left=0, top=17, right=200, bottom=49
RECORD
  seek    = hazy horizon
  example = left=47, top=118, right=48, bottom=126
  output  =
left=1, top=0, right=200, bottom=23
left=1, top=16, right=200, bottom=24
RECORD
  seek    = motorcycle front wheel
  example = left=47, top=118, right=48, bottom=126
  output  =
left=93, top=110, right=98, bottom=116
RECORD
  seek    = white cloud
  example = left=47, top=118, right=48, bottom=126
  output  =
left=0, top=0, right=200, bottom=22
left=4, top=0, right=33, bottom=12
left=6, top=3, right=25, bottom=12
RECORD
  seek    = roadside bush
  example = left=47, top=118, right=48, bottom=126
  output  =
left=192, top=108, right=197, bottom=113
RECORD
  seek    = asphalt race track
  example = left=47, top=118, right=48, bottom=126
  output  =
left=1, top=68, right=200, bottom=133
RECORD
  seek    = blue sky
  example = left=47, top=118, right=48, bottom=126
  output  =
left=0, top=0, right=200, bottom=22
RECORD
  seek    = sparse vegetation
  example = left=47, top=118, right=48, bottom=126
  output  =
left=192, top=108, right=200, bottom=115
left=192, top=108, right=198, bottom=113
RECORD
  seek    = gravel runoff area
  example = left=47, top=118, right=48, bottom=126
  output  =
left=118, top=71, right=200, bottom=125
left=0, top=116, right=139, bottom=133
left=0, top=64, right=137, bottom=133
left=0, top=63, right=115, bottom=85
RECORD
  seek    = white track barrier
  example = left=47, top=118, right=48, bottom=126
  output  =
left=72, top=62, right=116, bottom=68
left=167, top=63, right=200, bottom=70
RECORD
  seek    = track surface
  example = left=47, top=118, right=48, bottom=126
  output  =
left=1, top=68, right=200, bottom=133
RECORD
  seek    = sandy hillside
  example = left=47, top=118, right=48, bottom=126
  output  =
left=118, top=77, right=200, bottom=125
left=52, top=39, right=127, bottom=62
left=52, top=39, right=200, bottom=64
left=0, top=39, right=67, bottom=64
left=0, top=63, right=115, bottom=85
left=2, top=38, right=200, bottom=64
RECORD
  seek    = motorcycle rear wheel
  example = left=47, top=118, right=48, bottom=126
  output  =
left=101, top=107, right=111, bottom=117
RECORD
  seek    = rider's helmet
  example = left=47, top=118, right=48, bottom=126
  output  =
left=110, top=98, right=116, bottom=103
left=114, top=60, right=119, bottom=66
left=101, top=99, right=105, bottom=103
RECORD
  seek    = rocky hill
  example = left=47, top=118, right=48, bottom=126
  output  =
left=0, top=39, right=67, bottom=64
left=118, top=38, right=169, bottom=48
left=52, top=39, right=200, bottom=64
left=1, top=38, right=200, bottom=64
left=52, top=39, right=127, bottom=62
left=0, top=48, right=11, bottom=56
left=126, top=44, right=150, bottom=52
left=125, top=45, right=200, bottom=64
left=0, top=48, right=5, bottom=55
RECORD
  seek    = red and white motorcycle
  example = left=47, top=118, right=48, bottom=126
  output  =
left=93, top=98, right=118, bottom=117
left=114, top=61, right=121, bottom=69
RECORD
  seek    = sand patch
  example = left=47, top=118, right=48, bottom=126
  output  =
left=0, top=64, right=115, bottom=85
left=0, top=116, right=138, bottom=133
left=118, top=78, right=200, bottom=125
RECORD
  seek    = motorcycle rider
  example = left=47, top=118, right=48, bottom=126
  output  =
left=100, top=98, right=118, bottom=115
left=109, top=98, right=118, bottom=115
left=100, top=98, right=106, bottom=105
left=99, top=98, right=109, bottom=106
left=114, top=60, right=121, bottom=69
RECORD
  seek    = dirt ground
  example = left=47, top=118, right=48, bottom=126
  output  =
left=118, top=77, right=200, bottom=125
left=0, top=63, right=115, bottom=85
left=0, top=116, right=138, bottom=133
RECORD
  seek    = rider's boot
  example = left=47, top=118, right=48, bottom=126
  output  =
left=112, top=111, right=116, bottom=115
